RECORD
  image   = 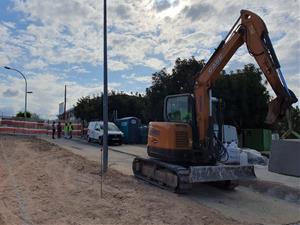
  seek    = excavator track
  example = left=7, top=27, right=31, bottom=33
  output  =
left=133, top=157, right=256, bottom=193
left=132, top=157, right=191, bottom=193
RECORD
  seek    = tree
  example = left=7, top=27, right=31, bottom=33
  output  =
left=73, top=58, right=277, bottom=132
left=145, top=57, right=205, bottom=121
left=73, top=92, right=147, bottom=123
left=31, top=113, right=42, bottom=120
left=109, top=92, right=147, bottom=122
left=145, top=58, right=271, bottom=130
left=74, top=95, right=101, bottom=123
left=16, top=111, right=32, bottom=118
left=213, top=64, right=270, bottom=131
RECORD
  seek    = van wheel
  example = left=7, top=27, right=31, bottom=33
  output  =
left=99, top=137, right=103, bottom=145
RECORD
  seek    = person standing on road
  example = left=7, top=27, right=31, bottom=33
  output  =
left=69, top=122, right=73, bottom=139
left=64, top=122, right=69, bottom=138
left=52, top=121, right=56, bottom=139
left=57, top=121, right=62, bottom=138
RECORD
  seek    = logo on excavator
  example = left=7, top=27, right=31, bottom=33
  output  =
left=208, top=53, right=223, bottom=74
left=149, top=128, right=160, bottom=137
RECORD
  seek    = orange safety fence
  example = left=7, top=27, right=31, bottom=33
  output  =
left=0, top=119, right=86, bottom=136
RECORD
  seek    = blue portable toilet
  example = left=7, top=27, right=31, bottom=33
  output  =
left=116, top=117, right=140, bottom=144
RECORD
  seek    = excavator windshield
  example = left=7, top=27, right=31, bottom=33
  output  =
left=164, top=94, right=193, bottom=123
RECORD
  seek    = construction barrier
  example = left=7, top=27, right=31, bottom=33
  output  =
left=0, top=118, right=85, bottom=137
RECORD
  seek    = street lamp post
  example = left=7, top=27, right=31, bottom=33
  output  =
left=102, top=0, right=108, bottom=173
left=4, top=66, right=31, bottom=119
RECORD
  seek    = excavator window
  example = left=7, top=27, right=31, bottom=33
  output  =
left=164, top=94, right=193, bottom=123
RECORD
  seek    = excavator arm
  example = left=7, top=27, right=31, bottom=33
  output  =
left=195, top=9, right=298, bottom=143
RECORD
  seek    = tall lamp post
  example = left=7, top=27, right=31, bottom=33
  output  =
left=102, top=0, right=108, bottom=173
left=4, top=66, right=32, bottom=119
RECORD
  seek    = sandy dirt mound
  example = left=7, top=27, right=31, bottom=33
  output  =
left=0, top=135, right=249, bottom=225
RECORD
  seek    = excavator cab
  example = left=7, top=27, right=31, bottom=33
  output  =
left=148, top=93, right=228, bottom=165
left=164, top=94, right=224, bottom=149
left=164, top=94, right=199, bottom=149
left=147, top=94, right=195, bottom=164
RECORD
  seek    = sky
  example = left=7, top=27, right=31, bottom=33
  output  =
left=0, top=0, right=299, bottom=119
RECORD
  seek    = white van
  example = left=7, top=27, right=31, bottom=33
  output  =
left=87, top=121, right=124, bottom=145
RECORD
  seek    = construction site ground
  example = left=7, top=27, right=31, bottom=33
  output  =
left=0, top=134, right=299, bottom=225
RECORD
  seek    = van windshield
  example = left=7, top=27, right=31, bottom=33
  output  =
left=100, top=123, right=120, bottom=131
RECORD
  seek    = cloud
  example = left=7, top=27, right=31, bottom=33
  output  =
left=0, top=106, right=15, bottom=117
left=0, top=0, right=298, bottom=118
left=3, top=89, right=19, bottom=97
left=183, top=3, right=216, bottom=22
left=0, top=71, right=121, bottom=119
left=65, top=66, right=90, bottom=74
left=2, top=21, right=16, bottom=29
left=0, top=22, right=23, bottom=66
left=11, top=0, right=102, bottom=66
left=13, top=0, right=96, bottom=27
left=114, top=5, right=131, bottom=20
left=143, top=58, right=166, bottom=70
left=122, top=73, right=151, bottom=83
left=7, top=0, right=299, bottom=77
left=24, top=59, right=48, bottom=70
left=153, top=0, right=172, bottom=12
left=109, top=60, right=129, bottom=71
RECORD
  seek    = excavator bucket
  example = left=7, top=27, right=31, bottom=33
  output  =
left=265, top=97, right=283, bottom=124
left=265, top=89, right=298, bottom=125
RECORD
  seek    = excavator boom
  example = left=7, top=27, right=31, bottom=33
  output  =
left=195, top=10, right=297, bottom=143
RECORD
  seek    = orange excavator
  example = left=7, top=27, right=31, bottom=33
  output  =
left=132, top=10, right=298, bottom=192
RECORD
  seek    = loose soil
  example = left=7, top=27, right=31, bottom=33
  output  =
left=0, top=135, right=248, bottom=225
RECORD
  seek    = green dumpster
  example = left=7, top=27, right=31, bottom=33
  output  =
left=242, top=129, right=272, bottom=152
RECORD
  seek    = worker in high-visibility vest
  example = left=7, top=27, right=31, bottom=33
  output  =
left=64, top=122, right=69, bottom=138
left=69, top=122, right=73, bottom=139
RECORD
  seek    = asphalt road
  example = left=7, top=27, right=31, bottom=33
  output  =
left=40, top=136, right=300, bottom=225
